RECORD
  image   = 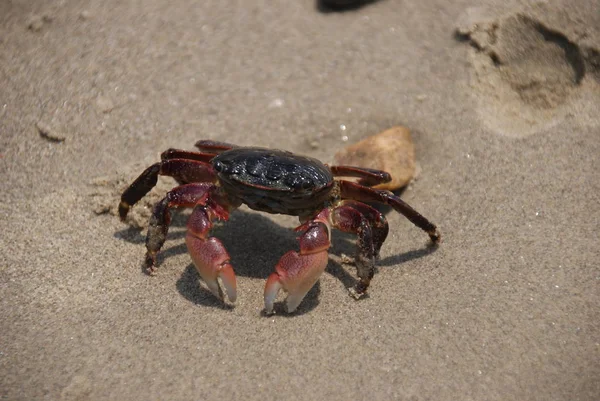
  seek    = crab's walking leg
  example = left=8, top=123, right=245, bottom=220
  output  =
left=194, top=140, right=238, bottom=154
left=329, top=165, right=392, bottom=187
left=339, top=180, right=441, bottom=243
left=160, top=148, right=217, bottom=163
left=119, top=159, right=217, bottom=221
left=264, top=211, right=331, bottom=314
left=339, top=201, right=389, bottom=258
left=331, top=202, right=384, bottom=296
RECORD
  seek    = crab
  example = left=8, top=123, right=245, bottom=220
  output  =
left=119, top=140, right=440, bottom=314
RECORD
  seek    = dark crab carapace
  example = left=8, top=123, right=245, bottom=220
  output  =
left=119, top=140, right=440, bottom=314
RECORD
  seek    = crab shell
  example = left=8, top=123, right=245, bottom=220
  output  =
left=212, top=148, right=335, bottom=216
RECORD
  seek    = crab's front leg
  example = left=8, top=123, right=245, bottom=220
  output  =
left=144, top=183, right=238, bottom=303
left=119, top=157, right=217, bottom=221
left=145, top=183, right=216, bottom=272
left=185, top=197, right=238, bottom=303
left=264, top=211, right=331, bottom=314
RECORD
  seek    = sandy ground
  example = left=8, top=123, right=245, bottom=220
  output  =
left=1, top=0, right=599, bottom=400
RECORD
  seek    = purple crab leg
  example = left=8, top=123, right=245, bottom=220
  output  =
left=336, top=200, right=389, bottom=257
left=144, top=183, right=214, bottom=272
left=144, top=183, right=237, bottom=302
left=331, top=201, right=383, bottom=296
left=160, top=148, right=217, bottom=163
left=194, top=140, right=238, bottom=154
left=338, top=180, right=441, bottom=243
left=329, top=165, right=392, bottom=187
left=119, top=159, right=217, bottom=221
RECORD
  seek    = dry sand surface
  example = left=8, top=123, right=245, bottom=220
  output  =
left=1, top=0, right=599, bottom=400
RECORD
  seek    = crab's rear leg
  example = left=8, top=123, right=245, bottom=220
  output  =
left=160, top=148, right=217, bottom=163
left=330, top=165, right=392, bottom=187
left=339, top=180, right=441, bottom=243
left=194, top=140, right=238, bottom=154
left=264, top=211, right=331, bottom=314
left=119, top=158, right=217, bottom=221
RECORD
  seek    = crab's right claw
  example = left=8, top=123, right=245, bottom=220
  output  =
left=186, top=235, right=237, bottom=303
left=264, top=250, right=329, bottom=314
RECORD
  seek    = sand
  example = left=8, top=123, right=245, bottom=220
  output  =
left=1, top=0, right=599, bottom=400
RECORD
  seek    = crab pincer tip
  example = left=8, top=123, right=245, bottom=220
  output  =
left=218, top=262, right=237, bottom=303
left=202, top=262, right=237, bottom=304
left=264, top=273, right=282, bottom=315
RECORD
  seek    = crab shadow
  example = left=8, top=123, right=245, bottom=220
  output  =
left=114, top=205, right=436, bottom=314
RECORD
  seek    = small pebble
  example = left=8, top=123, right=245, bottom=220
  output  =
left=36, top=121, right=66, bottom=143
left=79, top=10, right=91, bottom=20
left=268, top=98, right=284, bottom=108
left=334, top=126, right=416, bottom=190
left=27, top=15, right=44, bottom=32
left=27, top=14, right=53, bottom=31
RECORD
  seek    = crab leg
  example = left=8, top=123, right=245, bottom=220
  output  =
left=339, top=180, right=441, bottom=243
left=186, top=203, right=237, bottom=303
left=194, top=139, right=238, bottom=154
left=331, top=202, right=381, bottom=296
left=336, top=200, right=389, bottom=258
left=119, top=159, right=217, bottom=220
left=329, top=165, right=392, bottom=187
left=144, top=183, right=237, bottom=302
left=160, top=148, right=217, bottom=163
left=264, top=211, right=331, bottom=314
left=144, top=183, right=216, bottom=272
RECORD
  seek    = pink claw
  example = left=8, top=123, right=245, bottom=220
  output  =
left=264, top=250, right=329, bottom=314
left=186, top=234, right=237, bottom=303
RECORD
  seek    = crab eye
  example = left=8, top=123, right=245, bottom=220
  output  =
left=214, top=160, right=225, bottom=172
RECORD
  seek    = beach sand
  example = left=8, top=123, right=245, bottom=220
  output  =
left=1, top=0, right=599, bottom=400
